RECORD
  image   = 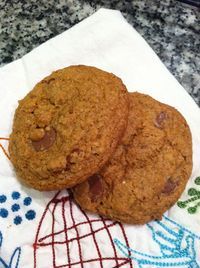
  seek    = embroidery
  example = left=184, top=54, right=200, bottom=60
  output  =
left=0, top=231, right=21, bottom=268
left=11, top=204, right=20, bottom=212
left=0, top=191, right=36, bottom=225
left=114, top=215, right=200, bottom=267
left=0, top=137, right=10, bottom=160
left=33, top=191, right=133, bottom=268
left=177, top=177, right=200, bottom=214
left=14, top=216, right=22, bottom=225
left=0, top=195, right=7, bottom=203
left=25, top=210, right=36, bottom=220
left=11, top=192, right=21, bottom=200
left=0, top=208, right=8, bottom=218
left=23, top=197, right=32, bottom=206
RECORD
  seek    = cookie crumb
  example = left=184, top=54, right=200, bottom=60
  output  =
left=30, top=128, right=45, bottom=141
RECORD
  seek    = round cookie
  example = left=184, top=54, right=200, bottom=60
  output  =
left=9, top=65, right=129, bottom=191
left=73, top=92, right=192, bottom=224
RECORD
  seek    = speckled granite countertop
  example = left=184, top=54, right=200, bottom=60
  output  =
left=0, top=0, right=199, bottom=106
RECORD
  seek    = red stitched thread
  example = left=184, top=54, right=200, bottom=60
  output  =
left=52, top=197, right=69, bottom=204
left=100, top=216, right=119, bottom=267
left=37, top=221, right=116, bottom=247
left=33, top=191, right=61, bottom=268
left=69, top=197, right=83, bottom=268
left=55, top=257, right=131, bottom=267
left=34, top=191, right=133, bottom=268
left=0, top=137, right=10, bottom=160
left=119, top=222, right=133, bottom=268
left=113, top=259, right=132, bottom=268
left=51, top=197, right=58, bottom=267
left=38, top=219, right=106, bottom=243
left=62, top=199, right=71, bottom=268
left=79, top=208, right=104, bottom=264
left=78, top=207, right=107, bottom=268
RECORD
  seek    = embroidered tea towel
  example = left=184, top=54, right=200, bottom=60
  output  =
left=0, top=8, right=200, bottom=268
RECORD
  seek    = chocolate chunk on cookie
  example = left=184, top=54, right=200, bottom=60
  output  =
left=9, top=65, right=129, bottom=191
left=31, top=128, right=56, bottom=151
left=162, top=178, right=177, bottom=194
left=154, top=111, right=168, bottom=128
left=73, top=92, right=192, bottom=224
left=88, top=174, right=104, bottom=202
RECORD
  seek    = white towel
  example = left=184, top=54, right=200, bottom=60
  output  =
left=0, top=8, right=199, bottom=268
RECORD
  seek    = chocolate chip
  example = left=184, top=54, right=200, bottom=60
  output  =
left=154, top=112, right=167, bottom=128
left=162, top=178, right=177, bottom=194
left=32, top=128, right=56, bottom=151
left=88, top=174, right=103, bottom=202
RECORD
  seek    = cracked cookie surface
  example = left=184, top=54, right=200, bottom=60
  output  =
left=9, top=65, right=129, bottom=191
left=73, top=92, right=192, bottom=224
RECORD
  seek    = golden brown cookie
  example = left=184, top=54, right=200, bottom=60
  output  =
left=73, top=92, right=192, bottom=224
left=9, top=65, right=129, bottom=191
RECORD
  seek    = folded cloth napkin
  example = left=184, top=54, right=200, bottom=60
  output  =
left=0, top=8, right=200, bottom=268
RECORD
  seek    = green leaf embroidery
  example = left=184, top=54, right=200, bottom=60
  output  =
left=177, top=176, right=200, bottom=214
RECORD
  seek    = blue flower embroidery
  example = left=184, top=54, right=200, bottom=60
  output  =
left=114, top=216, right=200, bottom=267
left=0, top=191, right=36, bottom=225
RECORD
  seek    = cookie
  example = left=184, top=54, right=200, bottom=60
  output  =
left=73, top=92, right=192, bottom=224
left=9, top=65, right=129, bottom=191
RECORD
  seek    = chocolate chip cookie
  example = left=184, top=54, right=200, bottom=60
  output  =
left=73, top=92, right=192, bottom=224
left=9, top=65, right=129, bottom=191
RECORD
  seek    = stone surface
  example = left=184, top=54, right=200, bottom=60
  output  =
left=0, top=0, right=199, bottom=105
